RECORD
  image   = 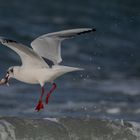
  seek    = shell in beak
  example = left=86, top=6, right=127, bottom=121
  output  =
left=0, top=73, right=10, bottom=86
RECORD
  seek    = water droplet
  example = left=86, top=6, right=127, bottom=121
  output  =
left=97, top=66, right=101, bottom=70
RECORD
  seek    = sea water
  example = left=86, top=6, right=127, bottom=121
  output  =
left=0, top=0, right=139, bottom=139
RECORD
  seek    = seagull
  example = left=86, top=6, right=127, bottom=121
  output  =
left=0, top=28, right=96, bottom=111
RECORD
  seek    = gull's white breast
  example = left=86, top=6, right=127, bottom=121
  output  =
left=13, top=65, right=81, bottom=85
left=13, top=67, right=52, bottom=84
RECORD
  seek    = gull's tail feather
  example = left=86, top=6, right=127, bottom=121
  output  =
left=50, top=65, right=84, bottom=81
left=53, top=65, right=84, bottom=72
left=73, top=67, right=84, bottom=71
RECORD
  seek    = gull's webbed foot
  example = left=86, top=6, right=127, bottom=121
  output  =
left=35, top=100, right=44, bottom=112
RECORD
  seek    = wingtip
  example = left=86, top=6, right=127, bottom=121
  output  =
left=87, top=28, right=96, bottom=32
left=91, top=28, right=96, bottom=32
left=77, top=28, right=96, bottom=35
left=0, top=37, right=17, bottom=44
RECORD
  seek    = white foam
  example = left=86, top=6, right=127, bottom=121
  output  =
left=0, top=120, right=16, bottom=140
left=99, top=79, right=140, bottom=95
left=106, top=108, right=120, bottom=114
left=129, top=122, right=140, bottom=139
left=44, top=118, right=59, bottom=123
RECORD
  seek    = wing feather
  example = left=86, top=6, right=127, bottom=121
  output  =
left=0, top=37, right=49, bottom=68
left=31, top=28, right=96, bottom=64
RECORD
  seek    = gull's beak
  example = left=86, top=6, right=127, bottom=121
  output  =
left=0, top=73, right=10, bottom=86
left=5, top=73, right=10, bottom=86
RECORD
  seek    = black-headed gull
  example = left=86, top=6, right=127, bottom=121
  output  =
left=0, top=28, right=96, bottom=111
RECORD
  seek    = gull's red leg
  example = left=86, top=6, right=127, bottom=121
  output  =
left=35, top=87, right=45, bottom=112
left=46, top=83, right=57, bottom=104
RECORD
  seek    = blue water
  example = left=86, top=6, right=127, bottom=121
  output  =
left=0, top=0, right=140, bottom=122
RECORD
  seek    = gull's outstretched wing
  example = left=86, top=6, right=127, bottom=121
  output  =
left=31, top=28, right=96, bottom=64
left=0, top=38, right=49, bottom=68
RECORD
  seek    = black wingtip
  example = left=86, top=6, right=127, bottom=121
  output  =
left=0, top=38, right=17, bottom=43
left=77, top=28, right=96, bottom=36
left=91, top=28, right=96, bottom=32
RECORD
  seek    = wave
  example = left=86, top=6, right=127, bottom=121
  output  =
left=0, top=117, right=139, bottom=140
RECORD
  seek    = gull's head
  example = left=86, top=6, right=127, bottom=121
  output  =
left=6, top=66, right=20, bottom=79
left=2, top=66, right=20, bottom=86
left=6, top=66, right=14, bottom=78
left=0, top=66, right=15, bottom=86
left=4, top=66, right=15, bottom=84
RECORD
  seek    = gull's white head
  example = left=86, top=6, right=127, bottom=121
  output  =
left=6, top=66, right=21, bottom=79
left=7, top=66, right=14, bottom=78
left=0, top=66, right=20, bottom=86
left=0, top=66, right=16, bottom=86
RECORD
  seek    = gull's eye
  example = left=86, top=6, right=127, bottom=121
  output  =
left=7, top=68, right=13, bottom=74
left=9, top=69, right=14, bottom=73
left=10, top=68, right=13, bottom=73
